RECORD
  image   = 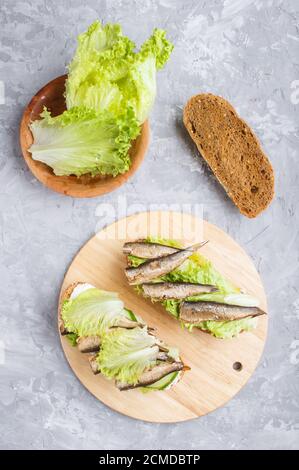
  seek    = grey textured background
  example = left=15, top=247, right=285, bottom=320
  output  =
left=0, top=0, right=299, bottom=450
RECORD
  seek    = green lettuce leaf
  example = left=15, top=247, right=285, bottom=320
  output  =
left=61, top=287, right=127, bottom=337
left=29, top=106, right=140, bottom=177
left=66, top=21, right=136, bottom=109
left=65, top=22, right=173, bottom=123
left=30, top=22, right=173, bottom=179
left=186, top=317, right=258, bottom=339
left=161, top=252, right=239, bottom=293
left=67, top=76, right=124, bottom=117
left=146, top=236, right=182, bottom=248
left=162, top=299, right=180, bottom=319
left=97, top=327, right=159, bottom=385
left=139, top=29, right=174, bottom=70
left=117, top=55, right=157, bottom=124
left=127, top=254, right=146, bottom=267
left=185, top=292, right=260, bottom=307
left=118, top=29, right=174, bottom=123
left=124, top=308, right=137, bottom=322
left=66, top=332, right=79, bottom=346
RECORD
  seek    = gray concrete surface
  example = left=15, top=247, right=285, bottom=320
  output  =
left=0, top=0, right=299, bottom=450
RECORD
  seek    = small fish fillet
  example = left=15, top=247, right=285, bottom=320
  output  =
left=125, top=241, right=208, bottom=285
left=142, top=282, right=217, bottom=300
left=89, top=355, right=100, bottom=374
left=123, top=240, right=181, bottom=258
left=116, top=361, right=184, bottom=390
left=180, top=301, right=266, bottom=323
left=77, top=335, right=101, bottom=353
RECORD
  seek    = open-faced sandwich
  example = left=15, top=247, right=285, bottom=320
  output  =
left=123, top=237, right=266, bottom=339
left=59, top=282, right=186, bottom=391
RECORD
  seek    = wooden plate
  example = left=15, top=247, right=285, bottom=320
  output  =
left=20, top=75, right=150, bottom=198
left=58, top=211, right=268, bottom=422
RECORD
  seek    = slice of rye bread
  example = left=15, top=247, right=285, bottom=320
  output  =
left=183, top=94, right=274, bottom=218
left=59, top=282, right=83, bottom=334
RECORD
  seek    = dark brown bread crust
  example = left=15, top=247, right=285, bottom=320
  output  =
left=59, top=282, right=83, bottom=334
left=183, top=94, right=274, bottom=218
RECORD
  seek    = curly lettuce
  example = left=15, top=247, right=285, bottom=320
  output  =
left=29, top=107, right=140, bottom=177
left=117, top=29, right=174, bottom=123
left=96, top=327, right=159, bottom=385
left=65, top=22, right=174, bottom=123
left=187, top=317, right=258, bottom=339
left=61, top=287, right=128, bottom=337
left=30, top=22, right=173, bottom=176
left=67, top=22, right=135, bottom=84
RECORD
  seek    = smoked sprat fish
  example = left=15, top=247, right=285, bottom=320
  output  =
left=123, top=240, right=181, bottom=259
left=77, top=335, right=101, bottom=353
left=116, top=361, right=184, bottom=390
left=125, top=241, right=208, bottom=285
left=141, top=282, right=217, bottom=300
left=123, top=237, right=267, bottom=339
left=180, top=301, right=266, bottom=323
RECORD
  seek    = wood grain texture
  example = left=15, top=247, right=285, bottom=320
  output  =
left=19, top=75, right=150, bottom=198
left=58, top=211, right=268, bottom=423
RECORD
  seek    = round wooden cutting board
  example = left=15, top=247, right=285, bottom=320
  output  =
left=58, top=211, right=268, bottom=423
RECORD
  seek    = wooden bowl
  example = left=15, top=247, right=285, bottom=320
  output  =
left=20, top=75, right=150, bottom=197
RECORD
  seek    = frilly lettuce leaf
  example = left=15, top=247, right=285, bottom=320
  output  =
left=186, top=292, right=260, bottom=307
left=186, top=317, right=258, bottom=339
left=127, top=254, right=146, bottom=267
left=146, top=236, right=182, bottom=248
left=66, top=21, right=136, bottom=108
left=31, top=22, right=173, bottom=177
left=162, top=299, right=180, bottom=319
left=161, top=252, right=239, bottom=293
left=66, top=332, right=79, bottom=346
left=67, top=75, right=124, bottom=117
left=139, top=29, right=174, bottom=70
left=96, top=327, right=159, bottom=385
left=61, top=288, right=127, bottom=337
left=65, top=22, right=173, bottom=123
left=117, top=55, right=157, bottom=124
left=29, top=106, right=140, bottom=177
left=118, top=29, right=174, bottom=123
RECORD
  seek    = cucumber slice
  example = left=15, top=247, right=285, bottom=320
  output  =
left=143, top=371, right=180, bottom=391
